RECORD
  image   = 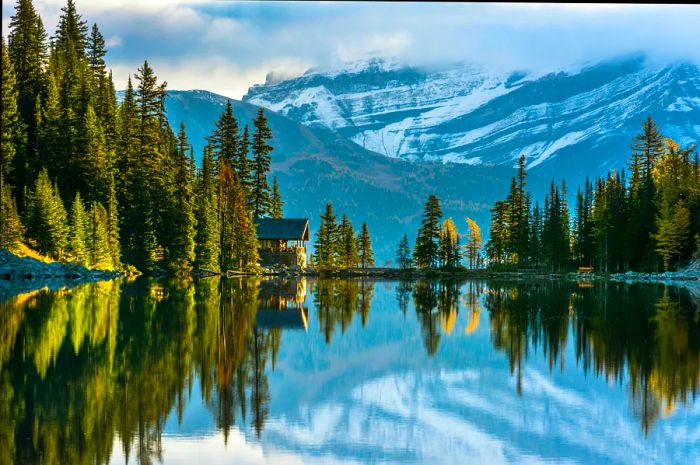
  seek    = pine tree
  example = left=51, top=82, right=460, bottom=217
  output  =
left=167, top=122, right=197, bottom=273
left=314, top=202, right=338, bottom=268
left=251, top=108, right=273, bottom=218
left=194, top=145, right=220, bottom=271
left=209, top=99, right=241, bottom=169
left=1, top=39, right=25, bottom=184
left=414, top=195, right=442, bottom=268
left=106, top=176, right=121, bottom=270
left=68, top=191, right=89, bottom=266
left=27, top=169, right=69, bottom=259
left=88, top=202, right=111, bottom=269
left=86, top=23, right=106, bottom=79
left=357, top=222, right=375, bottom=268
left=439, top=218, right=460, bottom=268
left=487, top=200, right=509, bottom=267
left=7, top=0, right=47, bottom=205
left=0, top=175, right=25, bottom=250
left=338, top=214, right=359, bottom=269
left=396, top=233, right=413, bottom=269
left=270, top=176, right=284, bottom=219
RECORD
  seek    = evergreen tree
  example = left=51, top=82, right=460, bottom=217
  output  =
left=86, top=23, right=106, bottom=78
left=629, top=116, right=665, bottom=269
left=7, top=0, right=47, bottom=204
left=0, top=175, right=25, bottom=250
left=270, top=176, right=284, bottom=219
left=88, top=202, right=111, bottom=269
left=239, top=125, right=252, bottom=193
left=528, top=200, right=543, bottom=269
left=106, top=176, right=121, bottom=269
left=68, top=192, right=89, bottom=266
left=194, top=145, right=220, bottom=271
left=486, top=200, right=509, bottom=267
left=357, top=222, right=375, bottom=268
left=209, top=99, right=241, bottom=168
left=27, top=169, right=69, bottom=259
left=1, top=39, right=25, bottom=184
left=167, top=122, right=197, bottom=273
left=414, top=195, right=443, bottom=268
left=396, top=233, right=413, bottom=269
left=338, top=214, right=359, bottom=269
left=250, top=108, right=273, bottom=218
left=314, top=202, right=338, bottom=268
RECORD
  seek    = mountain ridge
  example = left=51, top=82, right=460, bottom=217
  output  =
left=243, top=55, right=700, bottom=184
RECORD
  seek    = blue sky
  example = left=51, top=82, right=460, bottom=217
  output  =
left=3, top=1, right=699, bottom=99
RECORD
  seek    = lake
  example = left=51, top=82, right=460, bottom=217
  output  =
left=1, top=277, right=698, bottom=465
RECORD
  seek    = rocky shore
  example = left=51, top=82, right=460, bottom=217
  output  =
left=0, top=249, right=123, bottom=281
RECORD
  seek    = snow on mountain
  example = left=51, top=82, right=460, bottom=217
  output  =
left=244, top=56, right=700, bottom=181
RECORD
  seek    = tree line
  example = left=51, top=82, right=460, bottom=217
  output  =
left=0, top=0, right=283, bottom=274
left=394, top=195, right=483, bottom=271
left=486, top=117, right=699, bottom=272
left=312, top=202, right=375, bottom=269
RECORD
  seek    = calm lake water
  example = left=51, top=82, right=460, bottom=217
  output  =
left=1, top=277, right=699, bottom=465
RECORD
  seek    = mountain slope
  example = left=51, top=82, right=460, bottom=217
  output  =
left=244, top=56, right=700, bottom=183
left=160, top=90, right=542, bottom=261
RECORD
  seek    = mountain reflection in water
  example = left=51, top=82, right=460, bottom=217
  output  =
left=1, top=277, right=698, bottom=465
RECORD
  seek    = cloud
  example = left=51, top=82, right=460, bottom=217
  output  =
left=2, top=1, right=699, bottom=99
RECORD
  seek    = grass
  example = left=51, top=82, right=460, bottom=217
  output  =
left=13, top=243, right=55, bottom=263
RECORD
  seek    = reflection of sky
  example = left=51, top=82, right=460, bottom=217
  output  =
left=110, top=282, right=700, bottom=465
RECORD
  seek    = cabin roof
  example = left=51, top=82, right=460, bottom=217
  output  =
left=255, top=218, right=310, bottom=241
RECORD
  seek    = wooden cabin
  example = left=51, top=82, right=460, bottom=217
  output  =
left=255, top=218, right=310, bottom=267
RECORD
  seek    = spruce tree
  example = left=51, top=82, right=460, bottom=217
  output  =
left=86, top=23, right=106, bottom=78
left=396, top=233, right=413, bottom=269
left=270, top=176, right=284, bottom=219
left=0, top=175, right=25, bottom=251
left=358, top=222, right=375, bottom=268
left=486, top=200, right=509, bottom=267
left=1, top=39, right=24, bottom=184
left=314, top=202, right=338, bottom=268
left=7, top=0, right=47, bottom=205
left=89, top=202, right=111, bottom=269
left=338, top=214, right=359, bottom=269
left=194, top=145, right=220, bottom=271
left=106, top=176, right=121, bottom=269
left=251, top=108, right=273, bottom=218
left=167, top=123, right=197, bottom=273
left=209, top=99, right=240, bottom=169
left=414, top=195, right=442, bottom=268
left=68, top=192, right=89, bottom=266
left=27, top=169, right=69, bottom=259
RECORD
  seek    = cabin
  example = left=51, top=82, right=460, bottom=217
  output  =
left=255, top=218, right=310, bottom=267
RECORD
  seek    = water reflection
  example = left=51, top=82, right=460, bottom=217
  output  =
left=0, top=278, right=698, bottom=464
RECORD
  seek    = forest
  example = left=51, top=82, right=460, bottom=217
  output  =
left=0, top=0, right=284, bottom=275
left=485, top=118, right=699, bottom=272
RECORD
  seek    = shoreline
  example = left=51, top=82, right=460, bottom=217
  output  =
left=4, top=249, right=700, bottom=286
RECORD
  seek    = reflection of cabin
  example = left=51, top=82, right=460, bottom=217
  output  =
left=255, top=278, right=308, bottom=331
left=255, top=218, right=310, bottom=267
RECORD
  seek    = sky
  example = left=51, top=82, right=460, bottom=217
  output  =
left=2, top=1, right=700, bottom=99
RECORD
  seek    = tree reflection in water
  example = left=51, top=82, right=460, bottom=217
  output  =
left=0, top=277, right=698, bottom=464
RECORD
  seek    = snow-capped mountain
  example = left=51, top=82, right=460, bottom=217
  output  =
left=244, top=56, right=700, bottom=180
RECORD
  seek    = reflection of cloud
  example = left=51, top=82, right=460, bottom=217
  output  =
left=3, top=2, right=699, bottom=99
